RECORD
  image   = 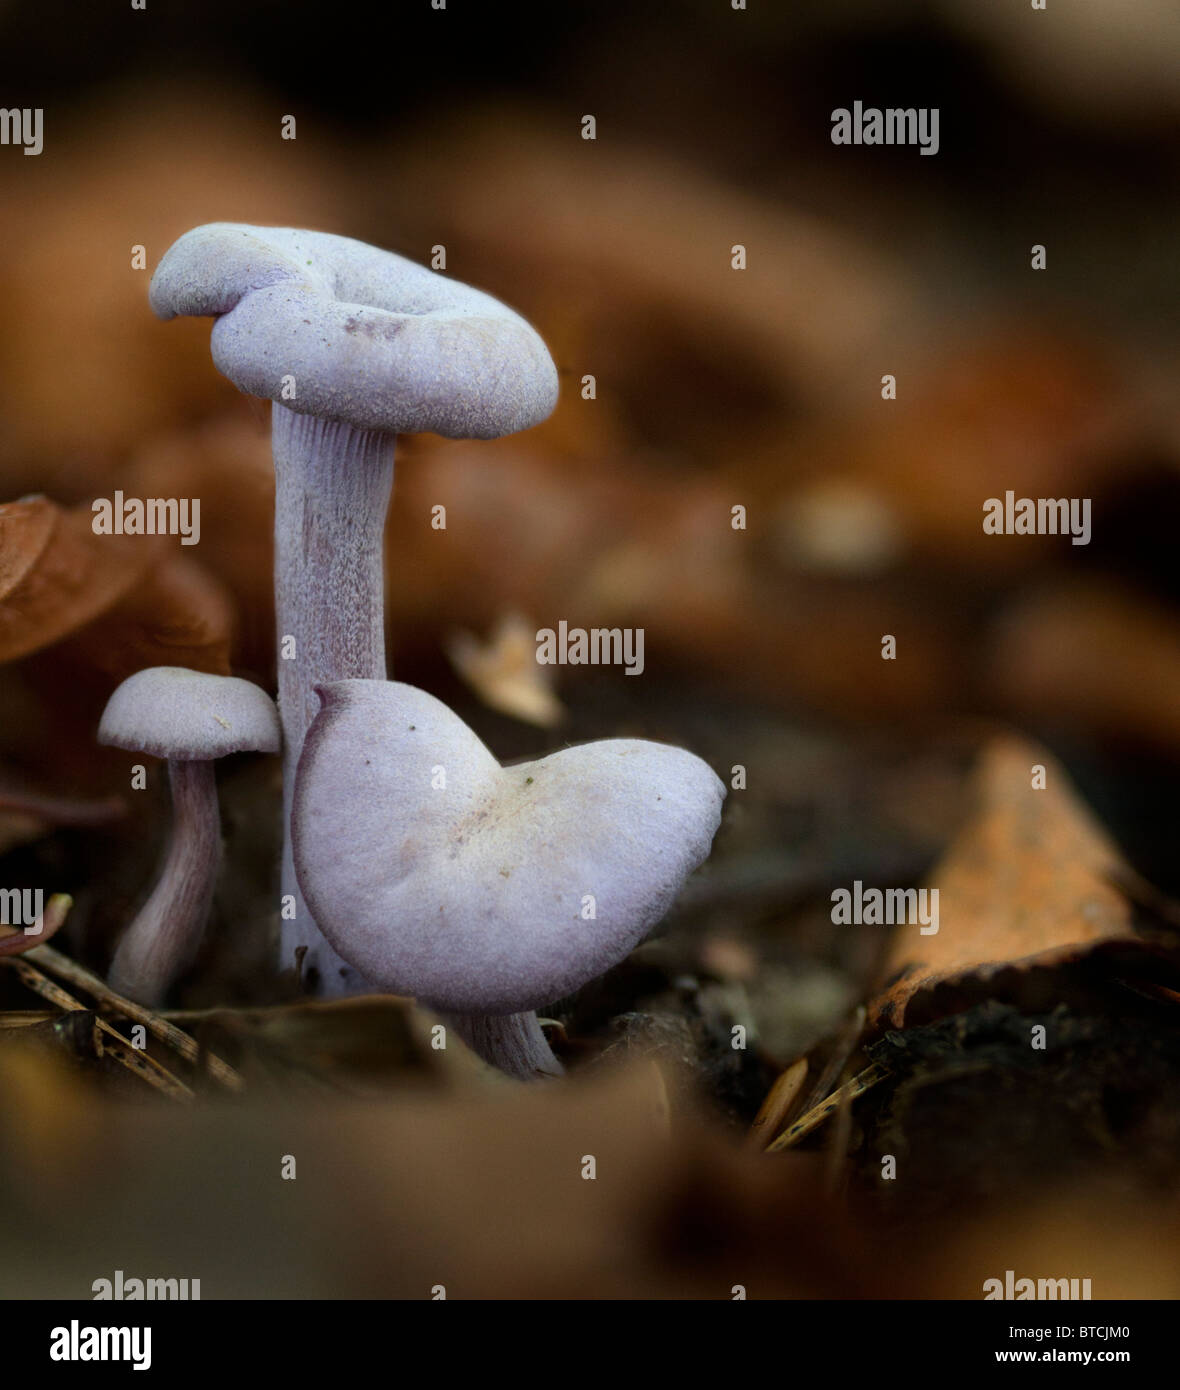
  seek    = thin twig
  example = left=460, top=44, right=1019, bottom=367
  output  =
left=823, top=1078, right=855, bottom=1194
left=799, top=1004, right=866, bottom=1116
left=25, top=944, right=244, bottom=1093
left=2, top=955, right=192, bottom=1101
left=159, top=995, right=414, bottom=1023
left=765, top=1062, right=890, bottom=1153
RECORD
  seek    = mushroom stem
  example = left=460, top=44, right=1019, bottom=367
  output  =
left=440, top=1010, right=564, bottom=1080
left=108, top=759, right=221, bottom=1006
left=272, top=403, right=395, bottom=996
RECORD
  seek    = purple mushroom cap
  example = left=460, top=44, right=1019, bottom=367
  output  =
left=149, top=223, right=559, bottom=438
left=292, top=680, right=726, bottom=1015
left=98, top=667, right=281, bottom=761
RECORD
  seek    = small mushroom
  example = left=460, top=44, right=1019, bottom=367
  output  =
left=292, top=680, right=725, bottom=1078
left=149, top=225, right=558, bottom=994
left=98, top=666, right=280, bottom=1005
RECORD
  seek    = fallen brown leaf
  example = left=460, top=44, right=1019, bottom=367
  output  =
left=64, top=551, right=235, bottom=679
left=0, top=496, right=160, bottom=662
left=867, top=733, right=1170, bottom=1034
left=0, top=1052, right=869, bottom=1298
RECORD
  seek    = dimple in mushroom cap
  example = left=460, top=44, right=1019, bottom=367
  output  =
left=292, top=680, right=726, bottom=1016
left=149, top=224, right=560, bottom=438
left=98, top=666, right=281, bottom=761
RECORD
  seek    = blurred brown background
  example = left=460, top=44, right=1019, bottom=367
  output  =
left=1, top=0, right=1179, bottom=1299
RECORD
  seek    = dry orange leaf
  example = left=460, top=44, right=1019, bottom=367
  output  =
left=65, top=552, right=235, bottom=680
left=868, top=734, right=1156, bottom=1034
left=0, top=496, right=161, bottom=662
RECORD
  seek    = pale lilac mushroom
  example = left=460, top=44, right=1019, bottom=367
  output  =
left=99, top=667, right=280, bottom=1005
left=148, top=225, right=559, bottom=994
left=292, top=680, right=726, bottom=1079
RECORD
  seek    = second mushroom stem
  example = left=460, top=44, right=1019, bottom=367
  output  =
left=273, top=404, right=394, bottom=996
left=273, top=405, right=562, bottom=1077
left=441, top=1011, right=564, bottom=1080
left=107, top=759, right=220, bottom=1006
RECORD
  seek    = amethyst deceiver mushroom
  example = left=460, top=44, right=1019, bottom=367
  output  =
left=99, top=666, right=280, bottom=1005
left=148, top=224, right=559, bottom=995
left=292, top=680, right=725, bottom=1079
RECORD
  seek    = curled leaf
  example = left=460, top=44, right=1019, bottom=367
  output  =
left=65, top=552, right=235, bottom=679
left=0, top=894, right=72, bottom=957
left=0, top=496, right=161, bottom=662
